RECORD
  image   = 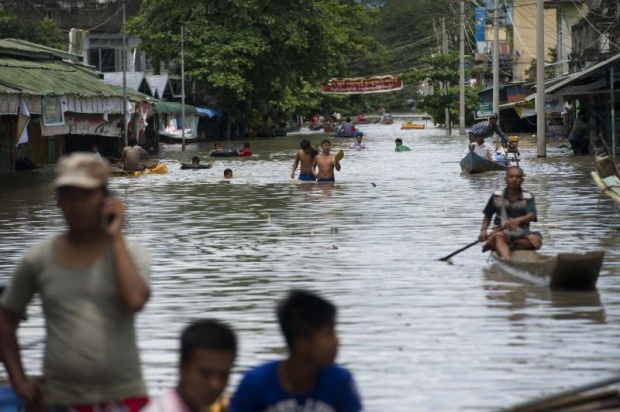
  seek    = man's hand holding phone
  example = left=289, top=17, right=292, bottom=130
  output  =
left=102, top=191, right=124, bottom=236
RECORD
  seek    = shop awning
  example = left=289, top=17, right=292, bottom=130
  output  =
left=545, top=53, right=620, bottom=95
left=154, top=100, right=196, bottom=116
left=195, top=107, right=222, bottom=117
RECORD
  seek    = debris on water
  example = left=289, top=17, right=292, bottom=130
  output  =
left=310, top=229, right=315, bottom=235
left=332, top=245, right=338, bottom=250
left=371, top=182, right=376, bottom=187
left=330, top=227, right=338, bottom=234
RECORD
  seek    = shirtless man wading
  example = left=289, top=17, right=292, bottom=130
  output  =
left=312, top=139, right=341, bottom=183
left=121, top=138, right=149, bottom=172
left=291, top=139, right=318, bottom=182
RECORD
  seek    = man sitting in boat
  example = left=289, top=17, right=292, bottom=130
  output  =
left=478, top=166, right=543, bottom=259
left=468, top=113, right=509, bottom=147
left=121, top=137, right=149, bottom=171
left=467, top=134, right=497, bottom=162
left=337, top=117, right=363, bottom=138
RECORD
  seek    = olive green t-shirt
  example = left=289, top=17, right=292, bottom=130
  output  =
left=1, top=236, right=150, bottom=405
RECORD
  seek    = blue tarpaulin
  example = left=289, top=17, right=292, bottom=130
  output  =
left=196, top=107, right=222, bottom=117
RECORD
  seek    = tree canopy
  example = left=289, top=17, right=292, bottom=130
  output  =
left=0, top=10, right=65, bottom=50
left=129, top=0, right=379, bottom=122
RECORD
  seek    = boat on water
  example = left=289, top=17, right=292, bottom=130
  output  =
left=490, top=249, right=604, bottom=290
left=460, top=146, right=508, bottom=174
left=591, top=152, right=620, bottom=205
left=401, top=121, right=426, bottom=130
left=504, top=374, right=620, bottom=412
left=110, top=163, right=168, bottom=177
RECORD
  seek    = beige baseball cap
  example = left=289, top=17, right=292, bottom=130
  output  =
left=53, top=152, right=109, bottom=189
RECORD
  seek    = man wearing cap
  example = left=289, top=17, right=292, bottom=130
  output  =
left=468, top=113, right=509, bottom=146
left=0, top=153, right=151, bottom=411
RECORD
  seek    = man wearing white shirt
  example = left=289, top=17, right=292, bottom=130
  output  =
left=467, top=134, right=497, bottom=162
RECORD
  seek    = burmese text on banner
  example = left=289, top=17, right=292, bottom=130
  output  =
left=322, top=76, right=403, bottom=94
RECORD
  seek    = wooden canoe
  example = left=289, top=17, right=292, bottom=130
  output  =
left=504, top=375, right=620, bottom=412
left=591, top=152, right=620, bottom=205
left=110, top=163, right=168, bottom=177
left=490, top=250, right=604, bottom=290
left=460, top=147, right=508, bottom=174
left=401, top=122, right=426, bottom=130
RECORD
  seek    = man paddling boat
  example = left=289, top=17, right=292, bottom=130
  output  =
left=479, top=166, right=542, bottom=258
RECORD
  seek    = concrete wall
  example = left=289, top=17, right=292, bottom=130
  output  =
left=512, top=0, right=558, bottom=81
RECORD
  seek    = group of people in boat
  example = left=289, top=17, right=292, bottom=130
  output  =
left=0, top=153, right=360, bottom=411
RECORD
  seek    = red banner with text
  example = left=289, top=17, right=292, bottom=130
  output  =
left=322, top=75, right=403, bottom=94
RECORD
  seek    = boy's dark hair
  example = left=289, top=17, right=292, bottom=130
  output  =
left=300, top=139, right=311, bottom=150
left=128, top=137, right=137, bottom=146
left=192, top=156, right=199, bottom=162
left=224, top=168, right=232, bottom=175
left=321, top=139, right=331, bottom=146
left=346, top=117, right=351, bottom=122
left=180, top=319, right=237, bottom=365
left=243, top=142, right=250, bottom=148
left=277, top=289, right=336, bottom=349
left=395, top=138, right=403, bottom=144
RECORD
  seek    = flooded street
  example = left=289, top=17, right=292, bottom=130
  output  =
left=1, top=121, right=620, bottom=411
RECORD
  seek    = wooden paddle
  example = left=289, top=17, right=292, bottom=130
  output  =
left=438, top=239, right=481, bottom=261
left=334, top=150, right=344, bottom=163
left=439, top=225, right=507, bottom=261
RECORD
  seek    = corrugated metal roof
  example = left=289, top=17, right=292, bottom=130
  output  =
left=145, top=75, right=170, bottom=99
left=0, top=57, right=149, bottom=100
left=103, top=72, right=145, bottom=92
left=0, top=38, right=81, bottom=62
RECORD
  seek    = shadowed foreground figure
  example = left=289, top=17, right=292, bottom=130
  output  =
left=230, top=289, right=362, bottom=412
left=0, top=153, right=150, bottom=411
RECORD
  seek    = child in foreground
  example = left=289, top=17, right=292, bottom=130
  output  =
left=142, top=319, right=237, bottom=412
left=230, top=289, right=362, bottom=412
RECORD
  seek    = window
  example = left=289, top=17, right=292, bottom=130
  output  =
left=87, top=48, right=127, bottom=72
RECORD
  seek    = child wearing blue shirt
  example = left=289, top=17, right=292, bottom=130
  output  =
left=230, top=290, right=362, bottom=412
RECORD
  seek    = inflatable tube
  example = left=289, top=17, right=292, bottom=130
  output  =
left=210, top=148, right=239, bottom=158
left=180, top=163, right=213, bottom=170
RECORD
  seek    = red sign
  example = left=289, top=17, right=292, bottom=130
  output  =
left=322, top=76, right=404, bottom=94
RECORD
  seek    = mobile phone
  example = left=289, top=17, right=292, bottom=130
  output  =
left=103, top=187, right=116, bottom=225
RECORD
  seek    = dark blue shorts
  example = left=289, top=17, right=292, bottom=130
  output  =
left=298, top=173, right=316, bottom=181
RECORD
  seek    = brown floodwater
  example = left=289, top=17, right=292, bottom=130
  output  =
left=1, top=121, right=619, bottom=411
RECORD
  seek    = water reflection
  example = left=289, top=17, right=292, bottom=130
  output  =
left=483, top=266, right=606, bottom=324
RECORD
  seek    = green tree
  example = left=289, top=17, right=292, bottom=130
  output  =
left=0, top=10, right=65, bottom=50
left=403, top=51, right=479, bottom=127
left=128, top=0, right=379, bottom=126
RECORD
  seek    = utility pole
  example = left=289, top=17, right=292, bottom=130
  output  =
left=459, top=0, right=466, bottom=135
left=181, top=22, right=186, bottom=151
left=536, top=0, right=546, bottom=157
left=442, top=17, right=451, bottom=135
left=122, top=0, right=128, bottom=148
left=492, top=0, right=500, bottom=119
